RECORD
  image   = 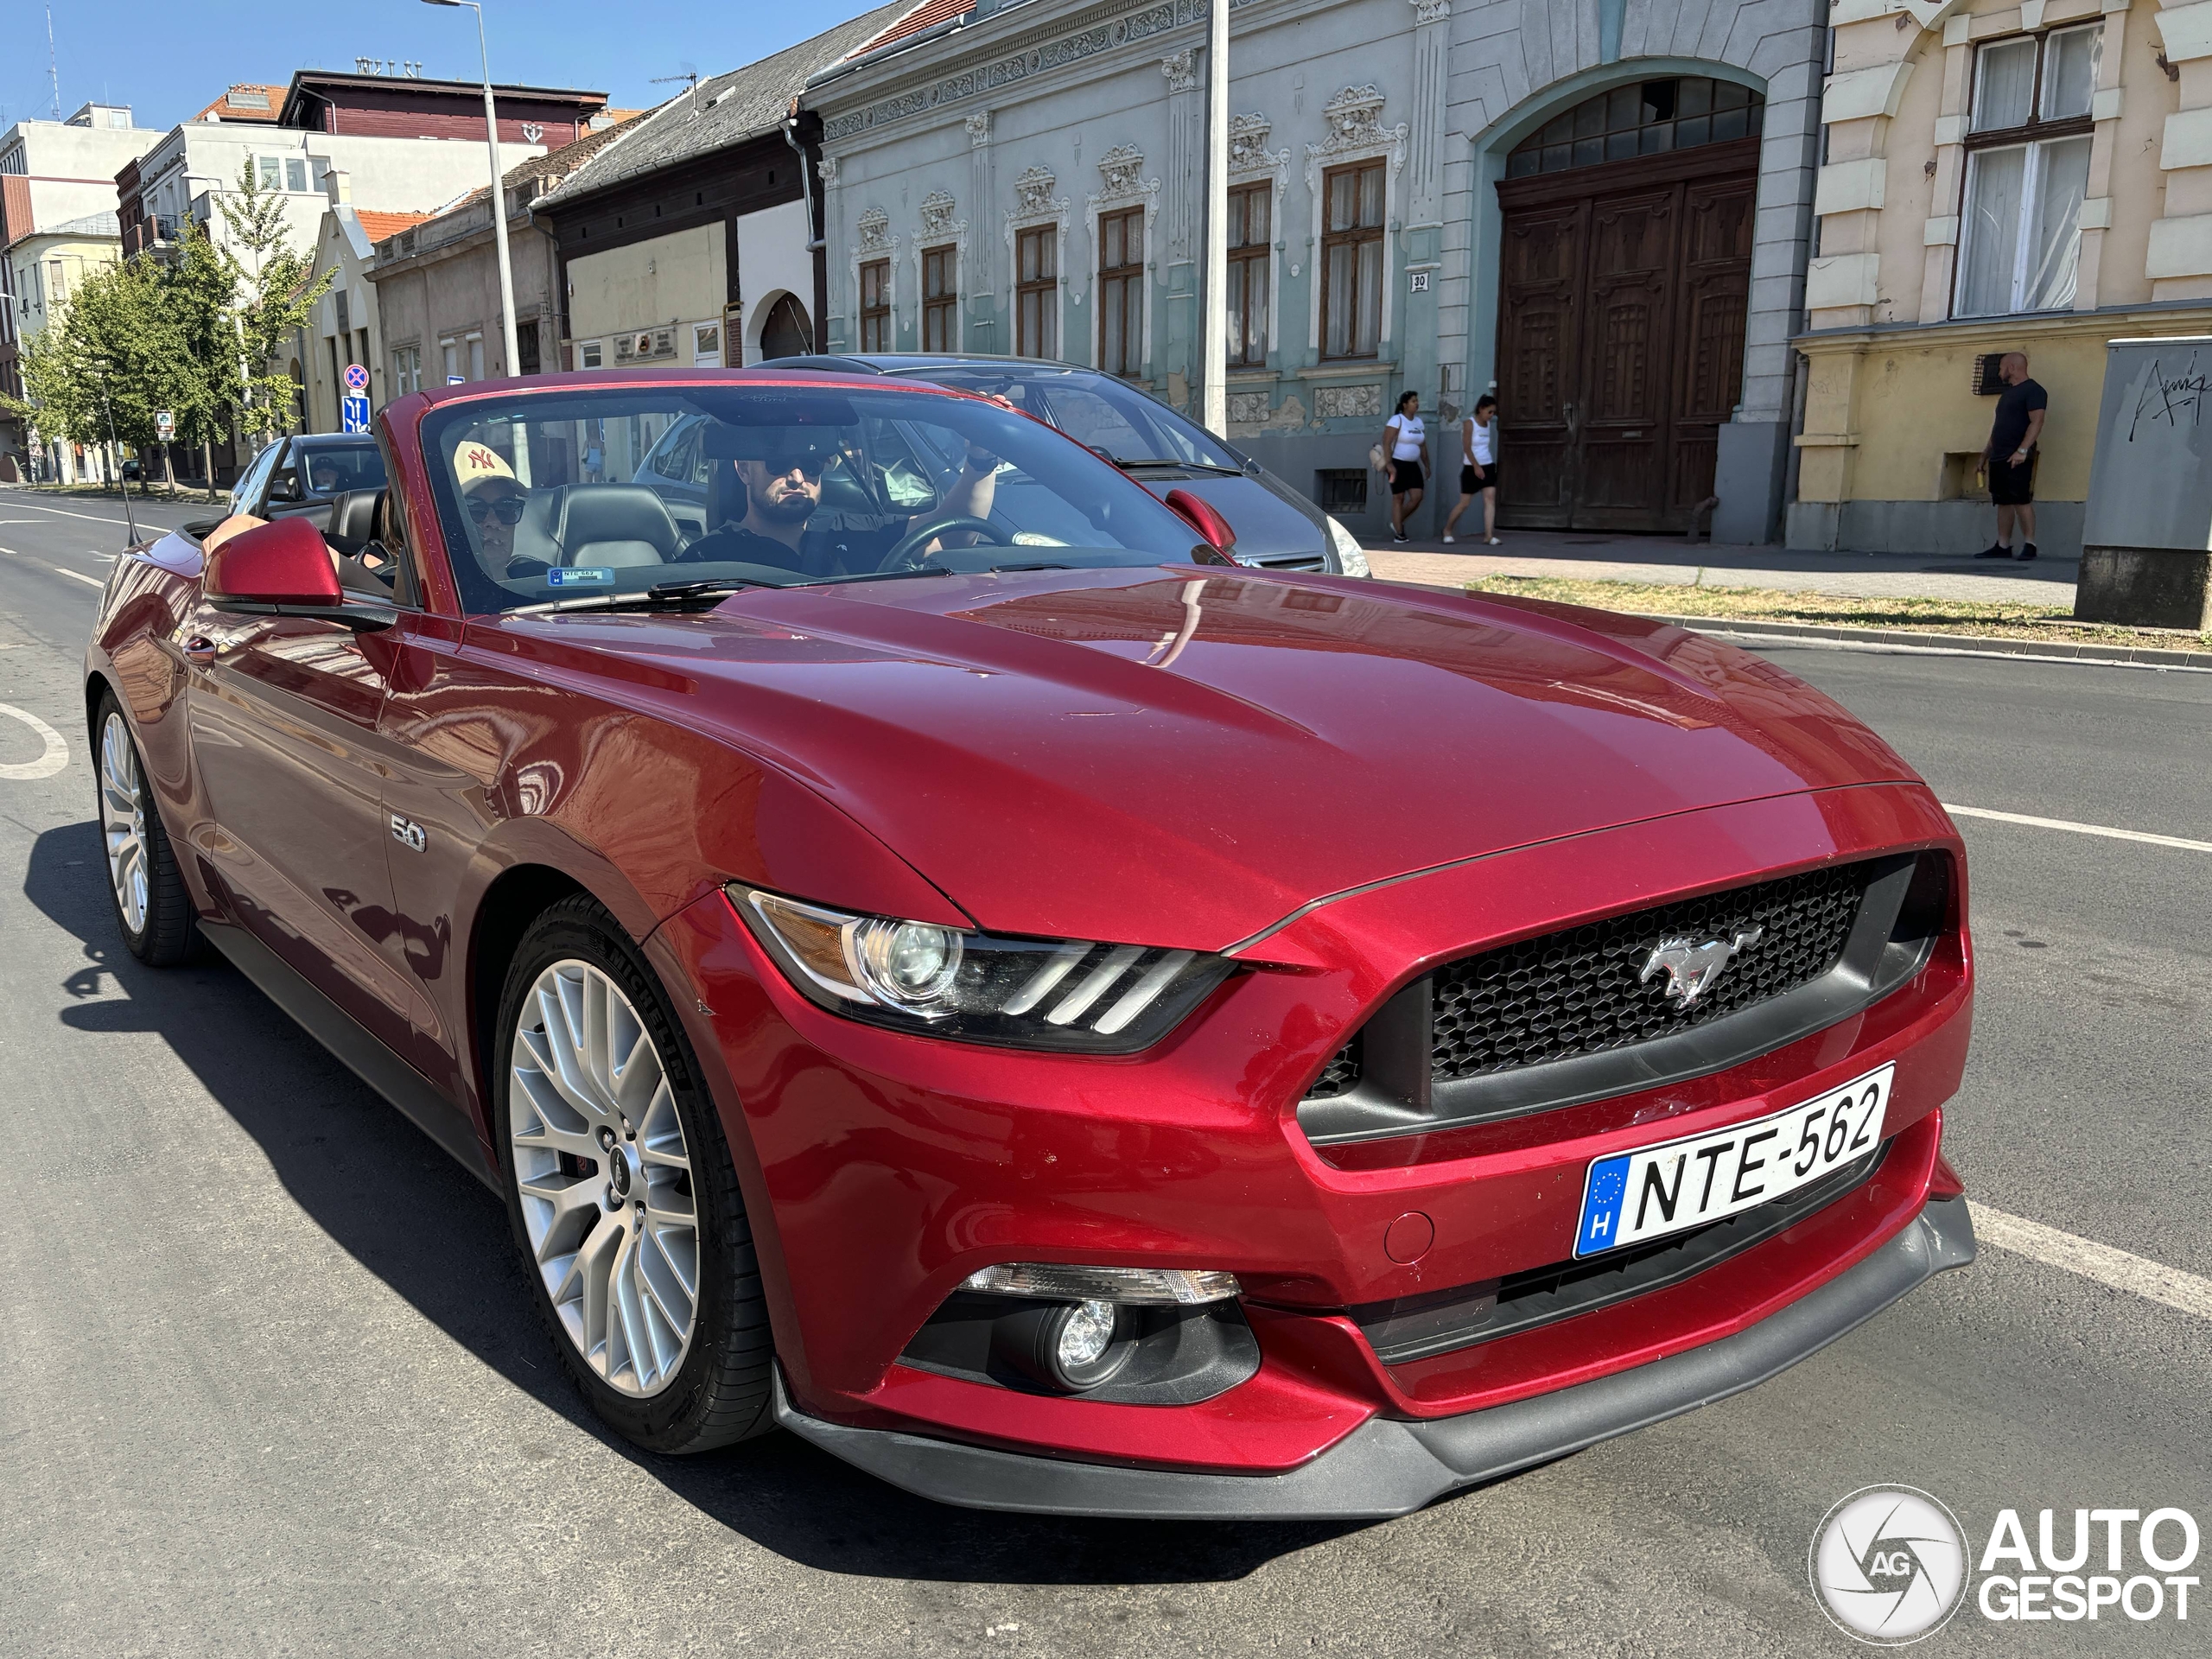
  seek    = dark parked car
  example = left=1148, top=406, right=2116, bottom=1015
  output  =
left=693, top=353, right=1370, bottom=577
left=227, top=433, right=388, bottom=529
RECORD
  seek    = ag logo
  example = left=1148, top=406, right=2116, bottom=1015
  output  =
left=1810, top=1486, right=1970, bottom=1645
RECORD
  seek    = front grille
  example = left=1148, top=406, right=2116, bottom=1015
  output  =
left=1297, top=852, right=1945, bottom=1145
left=1429, top=862, right=1870, bottom=1083
left=1309, top=1036, right=1362, bottom=1098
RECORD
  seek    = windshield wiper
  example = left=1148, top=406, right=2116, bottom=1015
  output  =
left=1106, top=456, right=1245, bottom=475
left=989, top=561, right=1072, bottom=573
left=507, top=578, right=760, bottom=618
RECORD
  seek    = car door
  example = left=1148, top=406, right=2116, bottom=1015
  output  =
left=181, top=588, right=424, bottom=1062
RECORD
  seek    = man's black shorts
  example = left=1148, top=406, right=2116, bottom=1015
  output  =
left=1460, top=463, right=1500, bottom=496
left=1390, top=458, right=1424, bottom=495
left=1990, top=454, right=2036, bottom=505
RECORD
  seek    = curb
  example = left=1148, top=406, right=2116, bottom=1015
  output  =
left=1628, top=612, right=2212, bottom=672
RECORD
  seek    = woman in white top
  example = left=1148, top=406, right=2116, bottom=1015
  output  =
left=1443, top=393, right=1502, bottom=545
left=1379, top=391, right=1428, bottom=543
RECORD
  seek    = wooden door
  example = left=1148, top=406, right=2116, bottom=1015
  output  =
left=1495, top=137, right=1758, bottom=533
left=1494, top=202, right=1585, bottom=528
left=1669, top=176, right=1757, bottom=518
left=1574, top=185, right=1677, bottom=529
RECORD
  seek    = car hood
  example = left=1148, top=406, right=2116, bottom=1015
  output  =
left=1122, top=471, right=1325, bottom=561
left=518, top=569, right=1922, bottom=950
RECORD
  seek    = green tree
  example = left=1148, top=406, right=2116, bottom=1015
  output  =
left=217, top=159, right=330, bottom=442
left=2, top=252, right=196, bottom=481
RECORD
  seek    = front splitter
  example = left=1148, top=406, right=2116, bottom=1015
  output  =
left=772, top=1195, right=1977, bottom=1520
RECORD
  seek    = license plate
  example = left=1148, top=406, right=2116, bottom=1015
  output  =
left=1573, top=1065, right=1892, bottom=1258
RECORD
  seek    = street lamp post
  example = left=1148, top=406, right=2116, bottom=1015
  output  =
left=89, top=360, right=141, bottom=545
left=424, top=0, right=522, bottom=379
left=1200, top=0, right=1229, bottom=436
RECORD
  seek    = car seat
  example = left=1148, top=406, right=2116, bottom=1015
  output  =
left=544, top=484, right=683, bottom=568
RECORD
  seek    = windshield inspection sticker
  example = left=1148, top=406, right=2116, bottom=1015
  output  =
left=546, top=567, right=614, bottom=588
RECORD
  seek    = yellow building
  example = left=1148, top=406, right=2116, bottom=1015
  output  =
left=1794, top=0, right=2206, bottom=556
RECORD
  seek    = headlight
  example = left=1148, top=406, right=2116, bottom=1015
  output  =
left=729, top=885, right=1236, bottom=1052
left=1325, top=514, right=1371, bottom=577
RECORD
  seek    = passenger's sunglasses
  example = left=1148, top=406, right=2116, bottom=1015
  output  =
left=466, top=495, right=526, bottom=525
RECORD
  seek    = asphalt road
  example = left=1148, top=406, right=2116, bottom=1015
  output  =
left=3, top=487, right=2209, bottom=1656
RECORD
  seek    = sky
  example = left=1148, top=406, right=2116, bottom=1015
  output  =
left=0, top=0, right=871, bottom=133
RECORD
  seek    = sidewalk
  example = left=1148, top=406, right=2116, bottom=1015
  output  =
left=1364, top=527, right=2077, bottom=607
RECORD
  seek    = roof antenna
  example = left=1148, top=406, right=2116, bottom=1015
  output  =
left=650, top=66, right=700, bottom=117
left=47, top=4, right=62, bottom=120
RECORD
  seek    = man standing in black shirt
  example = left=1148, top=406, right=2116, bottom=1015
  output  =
left=1977, top=352, right=2048, bottom=562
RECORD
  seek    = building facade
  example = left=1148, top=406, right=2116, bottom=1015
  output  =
left=1793, top=0, right=2198, bottom=559
left=804, top=0, right=1825, bottom=542
left=365, top=117, right=643, bottom=419
left=0, top=105, right=159, bottom=479
left=533, top=4, right=909, bottom=378
left=295, top=181, right=429, bottom=434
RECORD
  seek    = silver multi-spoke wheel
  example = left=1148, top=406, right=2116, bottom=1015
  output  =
left=99, top=711, right=149, bottom=937
left=509, top=960, right=700, bottom=1397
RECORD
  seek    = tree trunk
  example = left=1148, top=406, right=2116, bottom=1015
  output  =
left=201, top=438, right=216, bottom=502
left=162, top=445, right=176, bottom=497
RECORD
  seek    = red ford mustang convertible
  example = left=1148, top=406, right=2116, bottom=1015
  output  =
left=86, top=371, right=1974, bottom=1517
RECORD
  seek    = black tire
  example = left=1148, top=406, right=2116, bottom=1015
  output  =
left=493, top=893, right=775, bottom=1453
left=94, top=690, right=200, bottom=967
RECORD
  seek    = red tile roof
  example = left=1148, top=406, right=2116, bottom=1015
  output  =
left=195, top=83, right=286, bottom=123
left=353, top=209, right=431, bottom=245
left=849, top=0, right=969, bottom=60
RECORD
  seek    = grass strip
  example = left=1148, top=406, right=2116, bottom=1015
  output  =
left=1464, top=574, right=2211, bottom=654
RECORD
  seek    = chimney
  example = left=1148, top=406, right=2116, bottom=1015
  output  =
left=324, top=168, right=352, bottom=206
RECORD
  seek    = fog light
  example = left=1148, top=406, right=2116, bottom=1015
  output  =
left=1057, top=1299, right=1116, bottom=1369
left=962, top=1262, right=1240, bottom=1305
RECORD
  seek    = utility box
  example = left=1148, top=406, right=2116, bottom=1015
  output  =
left=2078, top=336, right=2212, bottom=629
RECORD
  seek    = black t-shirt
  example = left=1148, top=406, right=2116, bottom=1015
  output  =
left=1990, top=378, right=2048, bottom=458
left=683, top=515, right=906, bottom=576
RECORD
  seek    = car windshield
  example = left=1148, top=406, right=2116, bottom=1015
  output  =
left=419, top=384, right=1215, bottom=615
left=898, top=366, right=1243, bottom=469
left=296, top=442, right=386, bottom=497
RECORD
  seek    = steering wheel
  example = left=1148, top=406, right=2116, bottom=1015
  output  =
left=879, top=512, right=1010, bottom=570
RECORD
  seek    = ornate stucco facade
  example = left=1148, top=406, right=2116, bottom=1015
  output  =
left=806, top=0, right=1826, bottom=541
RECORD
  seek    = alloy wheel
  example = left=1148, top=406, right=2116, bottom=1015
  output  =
left=99, top=712, right=149, bottom=937
left=508, top=959, right=700, bottom=1397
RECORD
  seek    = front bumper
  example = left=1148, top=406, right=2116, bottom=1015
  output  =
left=774, top=1193, right=1976, bottom=1519
left=647, top=782, right=1974, bottom=1494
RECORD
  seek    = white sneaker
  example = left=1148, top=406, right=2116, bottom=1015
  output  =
left=1441, top=533, right=1455, bottom=543
left=1486, top=537, right=1501, bottom=545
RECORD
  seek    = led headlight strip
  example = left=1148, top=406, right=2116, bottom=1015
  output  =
left=728, top=884, right=1236, bottom=1053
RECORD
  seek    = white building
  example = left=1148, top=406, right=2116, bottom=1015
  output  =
left=0, top=103, right=161, bottom=480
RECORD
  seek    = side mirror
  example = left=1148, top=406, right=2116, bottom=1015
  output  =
left=206, top=516, right=392, bottom=629
left=1164, top=487, right=1236, bottom=554
left=267, top=470, right=304, bottom=504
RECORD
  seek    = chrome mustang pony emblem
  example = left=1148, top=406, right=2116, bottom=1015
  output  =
left=1640, top=925, right=1764, bottom=1008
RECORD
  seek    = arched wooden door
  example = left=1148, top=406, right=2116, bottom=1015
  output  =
left=1495, top=83, right=1760, bottom=533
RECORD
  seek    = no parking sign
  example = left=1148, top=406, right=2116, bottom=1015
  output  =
left=343, top=363, right=368, bottom=393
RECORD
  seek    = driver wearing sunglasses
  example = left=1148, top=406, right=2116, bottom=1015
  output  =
left=685, top=423, right=998, bottom=576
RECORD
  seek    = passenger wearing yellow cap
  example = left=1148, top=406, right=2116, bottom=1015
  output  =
left=453, top=439, right=531, bottom=575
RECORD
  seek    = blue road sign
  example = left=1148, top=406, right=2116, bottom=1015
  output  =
left=340, top=394, right=372, bottom=435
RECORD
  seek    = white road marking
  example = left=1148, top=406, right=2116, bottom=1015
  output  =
left=51, top=567, right=105, bottom=588
left=0, top=702, right=68, bottom=779
left=0, top=497, right=142, bottom=527
left=1972, top=1202, right=2212, bottom=1322
left=1942, top=803, right=2212, bottom=855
